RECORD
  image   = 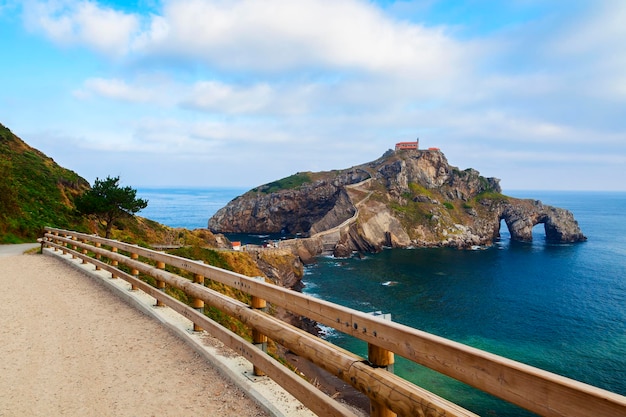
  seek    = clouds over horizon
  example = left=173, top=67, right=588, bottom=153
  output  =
left=4, top=0, right=626, bottom=190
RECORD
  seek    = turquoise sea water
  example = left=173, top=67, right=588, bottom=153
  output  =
left=303, top=191, right=626, bottom=416
left=137, top=188, right=626, bottom=416
left=137, top=187, right=247, bottom=230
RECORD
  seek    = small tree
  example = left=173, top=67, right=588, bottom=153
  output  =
left=76, top=176, right=148, bottom=238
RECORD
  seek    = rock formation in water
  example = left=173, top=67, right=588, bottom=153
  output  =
left=208, top=149, right=586, bottom=257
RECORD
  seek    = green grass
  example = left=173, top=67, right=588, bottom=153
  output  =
left=408, top=182, right=432, bottom=197
left=253, top=172, right=312, bottom=194
left=165, top=245, right=258, bottom=339
left=168, top=246, right=233, bottom=271
left=0, top=123, right=90, bottom=242
left=474, top=191, right=509, bottom=202
left=390, top=200, right=433, bottom=224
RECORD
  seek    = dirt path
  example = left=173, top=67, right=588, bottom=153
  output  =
left=0, top=242, right=39, bottom=257
left=0, top=252, right=269, bottom=417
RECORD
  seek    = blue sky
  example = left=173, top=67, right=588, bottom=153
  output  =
left=1, top=0, right=625, bottom=191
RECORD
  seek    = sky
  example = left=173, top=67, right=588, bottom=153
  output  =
left=1, top=0, right=625, bottom=191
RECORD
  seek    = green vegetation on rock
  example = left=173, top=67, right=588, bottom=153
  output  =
left=408, top=182, right=432, bottom=197
left=252, top=172, right=313, bottom=194
left=390, top=199, right=433, bottom=224
left=475, top=191, right=509, bottom=202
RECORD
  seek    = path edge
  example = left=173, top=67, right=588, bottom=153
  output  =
left=42, top=247, right=315, bottom=417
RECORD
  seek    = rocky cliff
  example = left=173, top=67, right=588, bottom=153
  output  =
left=209, top=149, right=586, bottom=257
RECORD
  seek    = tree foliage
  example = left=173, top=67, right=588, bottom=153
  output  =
left=76, top=176, right=148, bottom=238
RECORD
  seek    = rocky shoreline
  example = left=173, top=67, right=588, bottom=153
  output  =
left=209, top=148, right=587, bottom=414
left=210, top=149, right=586, bottom=259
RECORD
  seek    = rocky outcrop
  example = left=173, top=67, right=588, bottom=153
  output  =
left=208, top=149, right=586, bottom=257
left=499, top=199, right=586, bottom=243
left=208, top=169, right=369, bottom=235
left=251, top=249, right=305, bottom=290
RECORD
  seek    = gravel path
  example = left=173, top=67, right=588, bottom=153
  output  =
left=0, top=250, right=269, bottom=417
left=0, top=242, right=40, bottom=257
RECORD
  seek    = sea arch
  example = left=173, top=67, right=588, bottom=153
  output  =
left=498, top=200, right=586, bottom=243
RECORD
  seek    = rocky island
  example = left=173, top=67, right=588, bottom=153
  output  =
left=209, top=146, right=586, bottom=258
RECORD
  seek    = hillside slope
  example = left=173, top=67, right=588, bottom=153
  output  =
left=0, top=123, right=89, bottom=242
left=0, top=122, right=305, bottom=290
left=0, top=123, right=213, bottom=247
left=209, top=148, right=586, bottom=255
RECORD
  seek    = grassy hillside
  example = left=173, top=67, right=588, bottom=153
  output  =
left=0, top=123, right=192, bottom=246
left=0, top=123, right=306, bottom=364
left=0, top=123, right=90, bottom=242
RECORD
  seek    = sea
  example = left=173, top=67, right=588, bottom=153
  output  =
left=138, top=188, right=626, bottom=416
left=137, top=187, right=248, bottom=230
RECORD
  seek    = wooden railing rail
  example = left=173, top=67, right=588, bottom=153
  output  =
left=42, top=228, right=473, bottom=417
left=44, top=237, right=353, bottom=416
left=42, top=228, right=626, bottom=417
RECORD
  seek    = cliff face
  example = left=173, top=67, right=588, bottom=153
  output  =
left=208, top=168, right=369, bottom=234
left=209, top=149, right=586, bottom=256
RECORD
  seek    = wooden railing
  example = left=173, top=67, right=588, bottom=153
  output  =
left=41, top=227, right=626, bottom=417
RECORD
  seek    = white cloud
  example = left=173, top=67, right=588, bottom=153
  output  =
left=548, top=0, right=626, bottom=58
left=23, top=0, right=139, bottom=56
left=182, top=81, right=274, bottom=114
left=24, top=0, right=480, bottom=116
left=537, top=1, right=626, bottom=103
left=75, top=77, right=156, bottom=102
left=128, top=0, right=475, bottom=81
left=11, top=0, right=626, bottom=190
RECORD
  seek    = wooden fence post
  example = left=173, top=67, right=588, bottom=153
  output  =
left=368, top=312, right=396, bottom=417
left=130, top=252, right=139, bottom=290
left=192, top=273, right=205, bottom=332
left=155, top=261, right=166, bottom=306
left=110, top=246, right=118, bottom=278
left=71, top=236, right=78, bottom=259
left=61, top=234, right=68, bottom=255
left=251, top=276, right=268, bottom=377
left=80, top=239, right=88, bottom=263
left=94, top=242, right=101, bottom=270
left=53, top=231, right=59, bottom=252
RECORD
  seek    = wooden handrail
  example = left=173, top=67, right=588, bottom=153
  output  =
left=42, top=228, right=626, bottom=417
left=42, top=229, right=474, bottom=417
left=48, top=240, right=356, bottom=417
